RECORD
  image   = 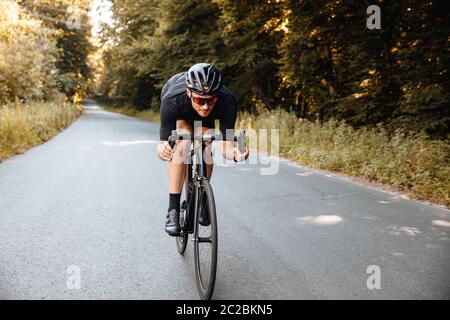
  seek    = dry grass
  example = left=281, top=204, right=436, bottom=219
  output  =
left=0, top=98, right=81, bottom=162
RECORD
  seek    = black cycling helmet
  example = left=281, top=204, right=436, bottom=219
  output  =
left=186, top=63, right=222, bottom=95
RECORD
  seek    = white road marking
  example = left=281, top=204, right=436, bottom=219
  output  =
left=296, top=215, right=344, bottom=225
left=101, top=140, right=159, bottom=147
left=432, top=220, right=450, bottom=228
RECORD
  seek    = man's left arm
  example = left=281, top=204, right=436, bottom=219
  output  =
left=218, top=98, right=248, bottom=162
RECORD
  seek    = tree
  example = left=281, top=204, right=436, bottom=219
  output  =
left=214, top=0, right=284, bottom=110
left=95, top=0, right=449, bottom=138
left=0, top=1, right=60, bottom=102
left=21, top=0, right=93, bottom=100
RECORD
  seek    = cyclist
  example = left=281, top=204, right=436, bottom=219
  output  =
left=157, top=63, right=249, bottom=236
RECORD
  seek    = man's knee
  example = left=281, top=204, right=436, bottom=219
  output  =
left=170, top=140, right=190, bottom=165
left=170, top=121, right=192, bottom=165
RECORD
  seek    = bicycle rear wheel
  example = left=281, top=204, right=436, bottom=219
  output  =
left=194, top=179, right=217, bottom=300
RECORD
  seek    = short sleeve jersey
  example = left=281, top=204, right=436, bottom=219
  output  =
left=159, top=72, right=238, bottom=141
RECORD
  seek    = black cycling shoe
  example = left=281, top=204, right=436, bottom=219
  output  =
left=165, top=209, right=181, bottom=236
left=198, top=198, right=210, bottom=227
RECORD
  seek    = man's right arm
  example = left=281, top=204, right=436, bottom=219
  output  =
left=157, top=97, right=177, bottom=161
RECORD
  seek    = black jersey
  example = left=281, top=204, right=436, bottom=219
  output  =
left=159, top=72, right=238, bottom=141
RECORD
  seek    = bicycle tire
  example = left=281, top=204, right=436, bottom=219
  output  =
left=194, top=179, right=217, bottom=300
left=176, top=163, right=192, bottom=254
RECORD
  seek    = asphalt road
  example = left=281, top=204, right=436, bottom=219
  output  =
left=0, top=99, right=449, bottom=299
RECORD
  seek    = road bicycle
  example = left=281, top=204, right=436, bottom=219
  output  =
left=168, top=129, right=246, bottom=300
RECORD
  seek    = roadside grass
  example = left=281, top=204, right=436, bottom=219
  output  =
left=238, top=107, right=450, bottom=207
left=0, top=98, right=81, bottom=162
left=101, top=103, right=160, bottom=122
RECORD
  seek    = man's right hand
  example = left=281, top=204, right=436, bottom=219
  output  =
left=157, top=141, right=174, bottom=161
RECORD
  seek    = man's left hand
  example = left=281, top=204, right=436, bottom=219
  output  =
left=234, top=147, right=249, bottom=162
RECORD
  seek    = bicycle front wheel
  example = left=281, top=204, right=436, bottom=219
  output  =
left=194, top=179, right=218, bottom=300
left=176, top=163, right=192, bottom=255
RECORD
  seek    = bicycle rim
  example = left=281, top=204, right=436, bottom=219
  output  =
left=176, top=163, right=192, bottom=255
left=194, top=180, right=217, bottom=300
left=176, top=205, right=188, bottom=254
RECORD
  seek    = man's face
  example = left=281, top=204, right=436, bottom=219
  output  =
left=188, top=90, right=218, bottom=118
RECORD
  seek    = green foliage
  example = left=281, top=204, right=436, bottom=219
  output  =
left=0, top=0, right=93, bottom=103
left=213, top=0, right=283, bottom=109
left=94, top=0, right=158, bottom=108
left=96, top=0, right=222, bottom=109
left=150, top=0, right=222, bottom=80
left=57, top=72, right=83, bottom=97
left=0, top=1, right=60, bottom=103
left=30, top=0, right=93, bottom=100
left=97, top=0, right=448, bottom=137
left=275, top=0, right=449, bottom=137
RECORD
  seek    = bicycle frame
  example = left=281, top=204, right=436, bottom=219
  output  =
left=181, top=136, right=214, bottom=235
left=169, top=129, right=245, bottom=299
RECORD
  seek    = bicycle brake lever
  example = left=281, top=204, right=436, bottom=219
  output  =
left=168, top=130, right=177, bottom=149
left=237, top=130, right=246, bottom=154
